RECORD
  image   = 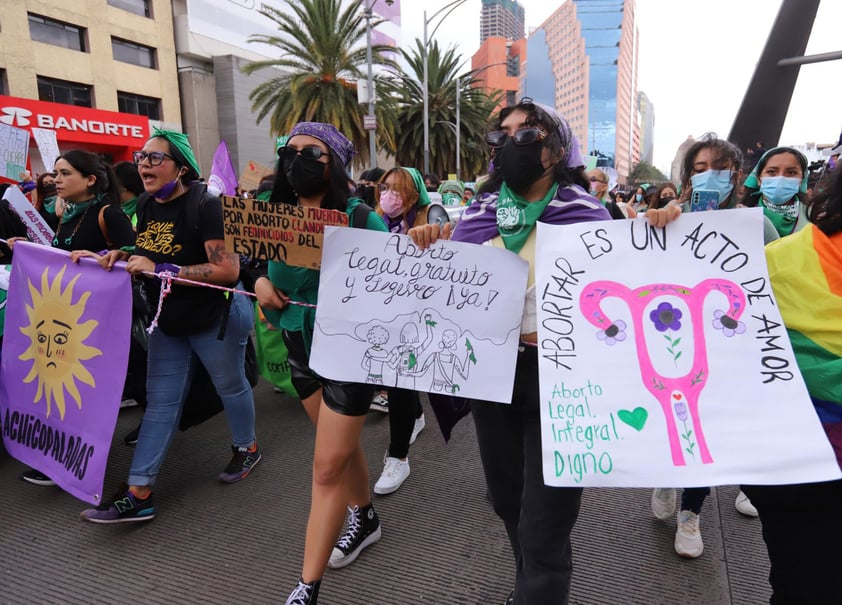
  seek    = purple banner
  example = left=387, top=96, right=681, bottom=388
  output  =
left=371, top=28, right=396, bottom=49
left=374, top=0, right=400, bottom=25
left=208, top=140, right=240, bottom=196
left=0, top=243, right=130, bottom=504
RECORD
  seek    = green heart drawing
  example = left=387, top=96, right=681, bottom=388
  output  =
left=617, top=407, right=648, bottom=431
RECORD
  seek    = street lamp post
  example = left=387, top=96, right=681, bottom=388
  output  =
left=423, top=0, right=468, bottom=175
left=364, top=0, right=394, bottom=169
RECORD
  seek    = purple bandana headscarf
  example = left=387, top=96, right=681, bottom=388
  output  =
left=533, top=102, right=585, bottom=168
left=289, top=122, right=355, bottom=167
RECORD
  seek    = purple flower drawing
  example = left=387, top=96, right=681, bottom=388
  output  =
left=596, top=320, right=627, bottom=346
left=712, top=310, right=746, bottom=337
left=674, top=401, right=688, bottom=421
left=650, top=302, right=682, bottom=332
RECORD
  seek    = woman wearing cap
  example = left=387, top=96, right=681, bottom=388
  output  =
left=253, top=122, right=388, bottom=605
left=741, top=146, right=810, bottom=238
left=408, top=98, right=679, bottom=605
left=80, top=129, right=259, bottom=523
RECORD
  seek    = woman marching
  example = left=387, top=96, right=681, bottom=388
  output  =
left=409, top=98, right=679, bottom=605
left=369, top=167, right=449, bottom=494
left=741, top=146, right=810, bottom=238
left=79, top=129, right=259, bottom=522
left=253, top=122, right=388, bottom=605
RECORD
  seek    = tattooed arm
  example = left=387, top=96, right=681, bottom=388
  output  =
left=178, top=239, right=240, bottom=284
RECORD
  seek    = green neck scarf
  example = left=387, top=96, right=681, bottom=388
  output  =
left=761, top=199, right=800, bottom=237
left=61, top=196, right=99, bottom=223
left=122, top=196, right=138, bottom=224
left=42, top=196, right=57, bottom=214
left=496, top=182, right=558, bottom=253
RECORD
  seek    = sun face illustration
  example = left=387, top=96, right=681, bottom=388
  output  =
left=18, top=266, right=102, bottom=420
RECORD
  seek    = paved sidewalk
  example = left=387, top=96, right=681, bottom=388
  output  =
left=0, top=380, right=771, bottom=604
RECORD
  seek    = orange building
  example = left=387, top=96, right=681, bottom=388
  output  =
left=471, top=37, right=526, bottom=112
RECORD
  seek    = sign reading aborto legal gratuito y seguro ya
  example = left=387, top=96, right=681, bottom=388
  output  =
left=309, top=226, right=528, bottom=404
left=221, top=195, right=348, bottom=269
left=535, top=208, right=841, bottom=488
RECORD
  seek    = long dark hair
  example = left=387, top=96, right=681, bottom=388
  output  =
left=56, top=150, right=121, bottom=205
left=35, top=172, right=57, bottom=211
left=269, top=148, right=350, bottom=212
left=679, top=133, right=743, bottom=203
left=113, top=161, right=145, bottom=197
left=808, top=165, right=842, bottom=236
left=479, top=100, right=589, bottom=196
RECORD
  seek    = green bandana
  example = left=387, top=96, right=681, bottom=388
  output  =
left=121, top=195, right=138, bottom=226
left=61, top=197, right=98, bottom=223
left=151, top=127, right=201, bottom=179
left=42, top=195, right=57, bottom=215
left=760, top=199, right=800, bottom=237
left=496, top=182, right=558, bottom=253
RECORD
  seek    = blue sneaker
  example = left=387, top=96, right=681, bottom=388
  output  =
left=218, top=443, right=262, bottom=483
left=80, top=484, right=155, bottom=524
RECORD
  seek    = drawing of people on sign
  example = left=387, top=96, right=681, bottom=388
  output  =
left=311, top=227, right=527, bottom=404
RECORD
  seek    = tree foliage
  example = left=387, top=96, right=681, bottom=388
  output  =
left=629, top=160, right=668, bottom=183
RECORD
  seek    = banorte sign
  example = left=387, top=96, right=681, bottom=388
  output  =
left=0, top=95, right=149, bottom=147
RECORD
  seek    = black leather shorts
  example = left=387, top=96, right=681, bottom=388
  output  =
left=282, top=329, right=374, bottom=417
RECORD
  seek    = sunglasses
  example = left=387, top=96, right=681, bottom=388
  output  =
left=133, top=151, right=176, bottom=166
left=589, top=176, right=607, bottom=183
left=486, top=127, right=547, bottom=149
left=278, top=146, right=328, bottom=162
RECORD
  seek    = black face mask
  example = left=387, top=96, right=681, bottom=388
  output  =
left=286, top=156, right=328, bottom=198
left=362, top=185, right=376, bottom=206
left=496, top=138, right=546, bottom=194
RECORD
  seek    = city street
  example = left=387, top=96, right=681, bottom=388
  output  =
left=1, top=380, right=772, bottom=604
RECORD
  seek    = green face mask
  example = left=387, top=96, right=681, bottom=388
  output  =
left=441, top=193, right=461, bottom=205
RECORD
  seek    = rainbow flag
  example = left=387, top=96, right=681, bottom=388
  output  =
left=766, top=225, right=842, bottom=424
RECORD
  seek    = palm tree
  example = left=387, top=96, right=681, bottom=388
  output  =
left=241, top=0, right=397, bottom=167
left=392, top=39, right=500, bottom=180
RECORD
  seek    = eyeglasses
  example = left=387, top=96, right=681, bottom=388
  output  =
left=589, top=176, right=607, bottom=184
left=486, top=127, right=547, bottom=149
left=278, top=146, right=327, bottom=162
left=377, top=183, right=398, bottom=193
left=133, top=151, right=176, bottom=166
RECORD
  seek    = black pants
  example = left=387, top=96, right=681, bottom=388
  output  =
left=742, top=480, right=842, bottom=605
left=385, top=387, right=422, bottom=459
left=471, top=347, right=583, bottom=605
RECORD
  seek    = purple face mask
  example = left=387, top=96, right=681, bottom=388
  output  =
left=154, top=177, right=182, bottom=199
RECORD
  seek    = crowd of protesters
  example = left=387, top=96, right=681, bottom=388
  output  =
left=0, top=97, right=840, bottom=605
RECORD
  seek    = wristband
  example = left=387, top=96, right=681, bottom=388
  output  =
left=155, top=262, right=181, bottom=275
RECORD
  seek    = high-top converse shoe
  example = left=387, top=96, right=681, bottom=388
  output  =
left=327, top=504, right=382, bottom=568
left=285, top=578, right=320, bottom=605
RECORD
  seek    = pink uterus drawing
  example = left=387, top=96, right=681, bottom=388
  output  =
left=580, top=279, right=746, bottom=466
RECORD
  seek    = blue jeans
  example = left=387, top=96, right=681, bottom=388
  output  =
left=128, top=292, right=256, bottom=487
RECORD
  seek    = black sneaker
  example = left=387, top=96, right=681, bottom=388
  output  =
left=284, top=578, right=320, bottom=605
left=505, top=589, right=514, bottom=605
left=218, top=443, right=262, bottom=483
left=123, top=423, right=141, bottom=446
left=80, top=484, right=155, bottom=524
left=327, top=504, right=381, bottom=569
left=20, top=469, right=56, bottom=486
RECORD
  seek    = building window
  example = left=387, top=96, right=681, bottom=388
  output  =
left=112, top=38, right=157, bottom=69
left=37, top=76, right=92, bottom=107
left=118, top=91, right=160, bottom=120
left=28, top=14, right=86, bottom=52
left=107, top=0, right=151, bottom=17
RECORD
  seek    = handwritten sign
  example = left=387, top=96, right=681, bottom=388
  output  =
left=239, top=159, right=272, bottom=193
left=221, top=195, right=349, bottom=269
left=0, top=123, right=30, bottom=180
left=3, top=186, right=54, bottom=246
left=31, top=128, right=60, bottom=172
left=534, top=209, right=840, bottom=488
left=310, top=227, right=528, bottom=403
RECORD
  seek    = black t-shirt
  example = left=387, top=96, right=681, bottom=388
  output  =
left=134, top=186, right=228, bottom=336
left=0, top=199, right=28, bottom=262
left=52, top=201, right=136, bottom=252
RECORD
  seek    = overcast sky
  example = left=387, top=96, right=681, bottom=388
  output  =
left=397, top=0, right=842, bottom=174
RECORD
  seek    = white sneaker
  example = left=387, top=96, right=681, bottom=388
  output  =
left=373, top=455, right=410, bottom=495
left=651, top=488, right=677, bottom=520
left=674, top=510, right=704, bottom=558
left=409, top=413, right=426, bottom=444
left=370, top=393, right=389, bottom=413
left=734, top=490, right=759, bottom=517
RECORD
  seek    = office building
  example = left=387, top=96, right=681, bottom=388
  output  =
left=523, top=0, right=640, bottom=179
left=638, top=91, right=654, bottom=165
left=471, top=37, right=525, bottom=111
left=480, top=0, right=525, bottom=44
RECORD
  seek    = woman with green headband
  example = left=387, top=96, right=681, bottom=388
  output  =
left=80, top=129, right=260, bottom=524
left=741, top=146, right=811, bottom=238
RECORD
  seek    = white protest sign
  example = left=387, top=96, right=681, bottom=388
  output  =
left=0, top=123, right=30, bottom=180
left=3, top=186, right=54, bottom=246
left=31, top=128, right=60, bottom=172
left=310, top=226, right=528, bottom=403
left=535, top=208, right=840, bottom=488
